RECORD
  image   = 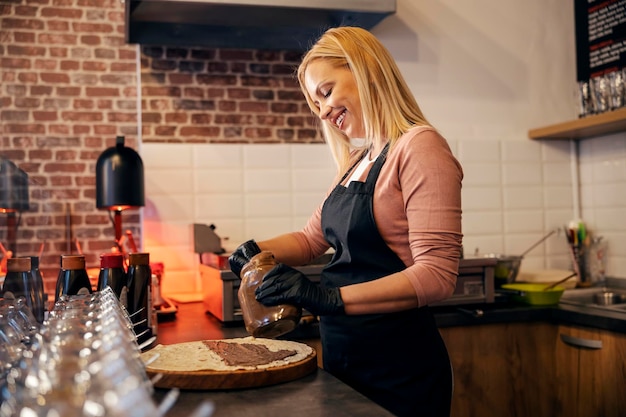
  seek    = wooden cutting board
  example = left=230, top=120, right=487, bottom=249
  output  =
left=146, top=349, right=318, bottom=390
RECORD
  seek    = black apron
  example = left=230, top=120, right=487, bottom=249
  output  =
left=320, top=144, right=452, bottom=417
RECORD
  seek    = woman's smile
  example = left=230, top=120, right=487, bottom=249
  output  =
left=304, top=60, right=365, bottom=139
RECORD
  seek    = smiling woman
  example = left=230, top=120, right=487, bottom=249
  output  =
left=229, top=26, right=463, bottom=417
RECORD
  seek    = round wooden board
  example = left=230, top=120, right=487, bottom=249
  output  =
left=147, top=350, right=317, bottom=390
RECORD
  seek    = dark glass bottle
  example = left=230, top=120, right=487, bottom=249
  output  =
left=127, top=252, right=152, bottom=344
left=2, top=257, right=39, bottom=320
left=28, top=256, right=45, bottom=323
left=55, top=255, right=93, bottom=301
left=97, top=252, right=127, bottom=301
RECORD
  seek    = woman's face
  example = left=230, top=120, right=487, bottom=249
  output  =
left=303, top=59, right=365, bottom=139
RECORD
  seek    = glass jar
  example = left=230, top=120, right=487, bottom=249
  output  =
left=238, top=251, right=302, bottom=338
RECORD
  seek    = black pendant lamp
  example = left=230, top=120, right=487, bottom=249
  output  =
left=0, top=157, right=30, bottom=254
left=96, top=136, right=145, bottom=243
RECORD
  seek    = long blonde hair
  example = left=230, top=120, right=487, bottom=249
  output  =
left=297, top=26, right=431, bottom=172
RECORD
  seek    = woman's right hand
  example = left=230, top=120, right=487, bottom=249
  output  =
left=228, top=240, right=261, bottom=278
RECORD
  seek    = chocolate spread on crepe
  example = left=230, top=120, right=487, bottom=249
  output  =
left=202, top=340, right=297, bottom=367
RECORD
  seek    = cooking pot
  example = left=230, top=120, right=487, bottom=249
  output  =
left=481, top=229, right=558, bottom=287
left=483, top=254, right=522, bottom=287
left=499, top=283, right=565, bottom=305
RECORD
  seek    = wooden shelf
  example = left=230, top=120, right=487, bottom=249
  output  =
left=528, top=107, right=626, bottom=140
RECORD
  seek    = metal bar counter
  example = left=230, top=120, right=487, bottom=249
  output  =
left=151, top=302, right=394, bottom=417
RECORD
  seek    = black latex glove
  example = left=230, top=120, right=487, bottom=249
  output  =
left=255, top=263, right=344, bottom=316
left=228, top=240, right=261, bottom=278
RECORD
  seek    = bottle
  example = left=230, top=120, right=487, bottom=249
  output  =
left=2, top=257, right=39, bottom=320
left=127, top=252, right=153, bottom=344
left=97, top=253, right=127, bottom=301
left=238, top=251, right=302, bottom=338
left=55, top=255, right=92, bottom=301
left=28, top=256, right=45, bottom=324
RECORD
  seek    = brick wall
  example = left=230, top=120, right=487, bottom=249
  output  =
left=1, top=0, right=139, bottom=293
left=1, top=0, right=320, bottom=294
left=139, top=46, right=320, bottom=144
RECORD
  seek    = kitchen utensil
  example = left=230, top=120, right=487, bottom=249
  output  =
left=543, top=272, right=577, bottom=291
left=519, top=229, right=558, bottom=258
left=500, top=283, right=565, bottom=305
left=483, top=229, right=558, bottom=286
left=515, top=269, right=578, bottom=289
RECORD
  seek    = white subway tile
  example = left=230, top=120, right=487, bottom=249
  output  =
left=292, top=168, right=335, bottom=192
left=543, top=162, right=573, bottom=185
left=244, top=193, right=292, bottom=217
left=145, top=194, right=195, bottom=222
left=502, top=162, right=542, bottom=185
left=462, top=162, right=502, bottom=186
left=146, top=168, right=194, bottom=196
left=293, top=192, right=324, bottom=216
left=543, top=185, right=574, bottom=209
left=465, top=235, right=505, bottom=256
left=503, top=210, right=544, bottom=234
left=196, top=194, right=244, bottom=218
left=194, top=169, right=243, bottom=193
left=244, top=169, right=291, bottom=192
left=141, top=143, right=193, bottom=168
left=243, top=144, right=291, bottom=168
left=502, top=141, right=542, bottom=162
left=462, top=187, right=502, bottom=210
left=592, top=159, right=626, bottom=183
left=541, top=140, right=571, bottom=162
left=192, top=144, right=243, bottom=168
left=462, top=211, right=503, bottom=234
left=143, top=219, right=193, bottom=247
left=245, top=218, right=293, bottom=240
left=457, top=140, right=501, bottom=162
left=291, top=144, right=335, bottom=168
left=592, top=183, right=626, bottom=207
left=593, top=208, right=626, bottom=231
left=503, top=186, right=543, bottom=209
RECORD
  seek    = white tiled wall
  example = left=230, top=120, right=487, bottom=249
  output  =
left=141, top=138, right=626, bottom=296
left=141, top=143, right=336, bottom=295
left=579, top=132, right=626, bottom=279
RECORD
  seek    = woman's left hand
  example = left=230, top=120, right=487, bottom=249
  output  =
left=255, top=264, right=345, bottom=316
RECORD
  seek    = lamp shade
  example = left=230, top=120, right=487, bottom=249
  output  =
left=0, top=157, right=29, bottom=212
left=95, top=136, right=145, bottom=210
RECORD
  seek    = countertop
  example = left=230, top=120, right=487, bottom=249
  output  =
left=151, top=302, right=394, bottom=417
left=150, top=288, right=626, bottom=416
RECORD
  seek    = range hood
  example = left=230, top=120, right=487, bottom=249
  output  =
left=125, top=0, right=396, bottom=50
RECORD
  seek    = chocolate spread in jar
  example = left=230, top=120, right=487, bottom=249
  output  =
left=237, top=251, right=302, bottom=339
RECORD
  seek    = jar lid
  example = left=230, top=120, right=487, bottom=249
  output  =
left=7, top=257, right=31, bottom=272
left=128, top=252, right=149, bottom=265
left=61, top=255, right=85, bottom=270
left=100, top=252, right=124, bottom=269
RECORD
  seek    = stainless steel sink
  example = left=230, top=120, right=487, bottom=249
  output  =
left=560, top=286, right=626, bottom=311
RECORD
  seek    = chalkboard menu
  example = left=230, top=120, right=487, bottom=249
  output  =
left=574, top=0, right=626, bottom=116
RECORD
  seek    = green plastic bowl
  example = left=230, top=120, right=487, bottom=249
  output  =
left=501, top=283, right=565, bottom=306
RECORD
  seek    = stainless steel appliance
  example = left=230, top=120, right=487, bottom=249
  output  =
left=200, top=255, right=496, bottom=324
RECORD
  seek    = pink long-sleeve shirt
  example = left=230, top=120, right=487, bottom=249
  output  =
left=292, top=126, right=464, bottom=306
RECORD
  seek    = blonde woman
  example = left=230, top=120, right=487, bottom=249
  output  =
left=230, top=26, right=463, bottom=417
